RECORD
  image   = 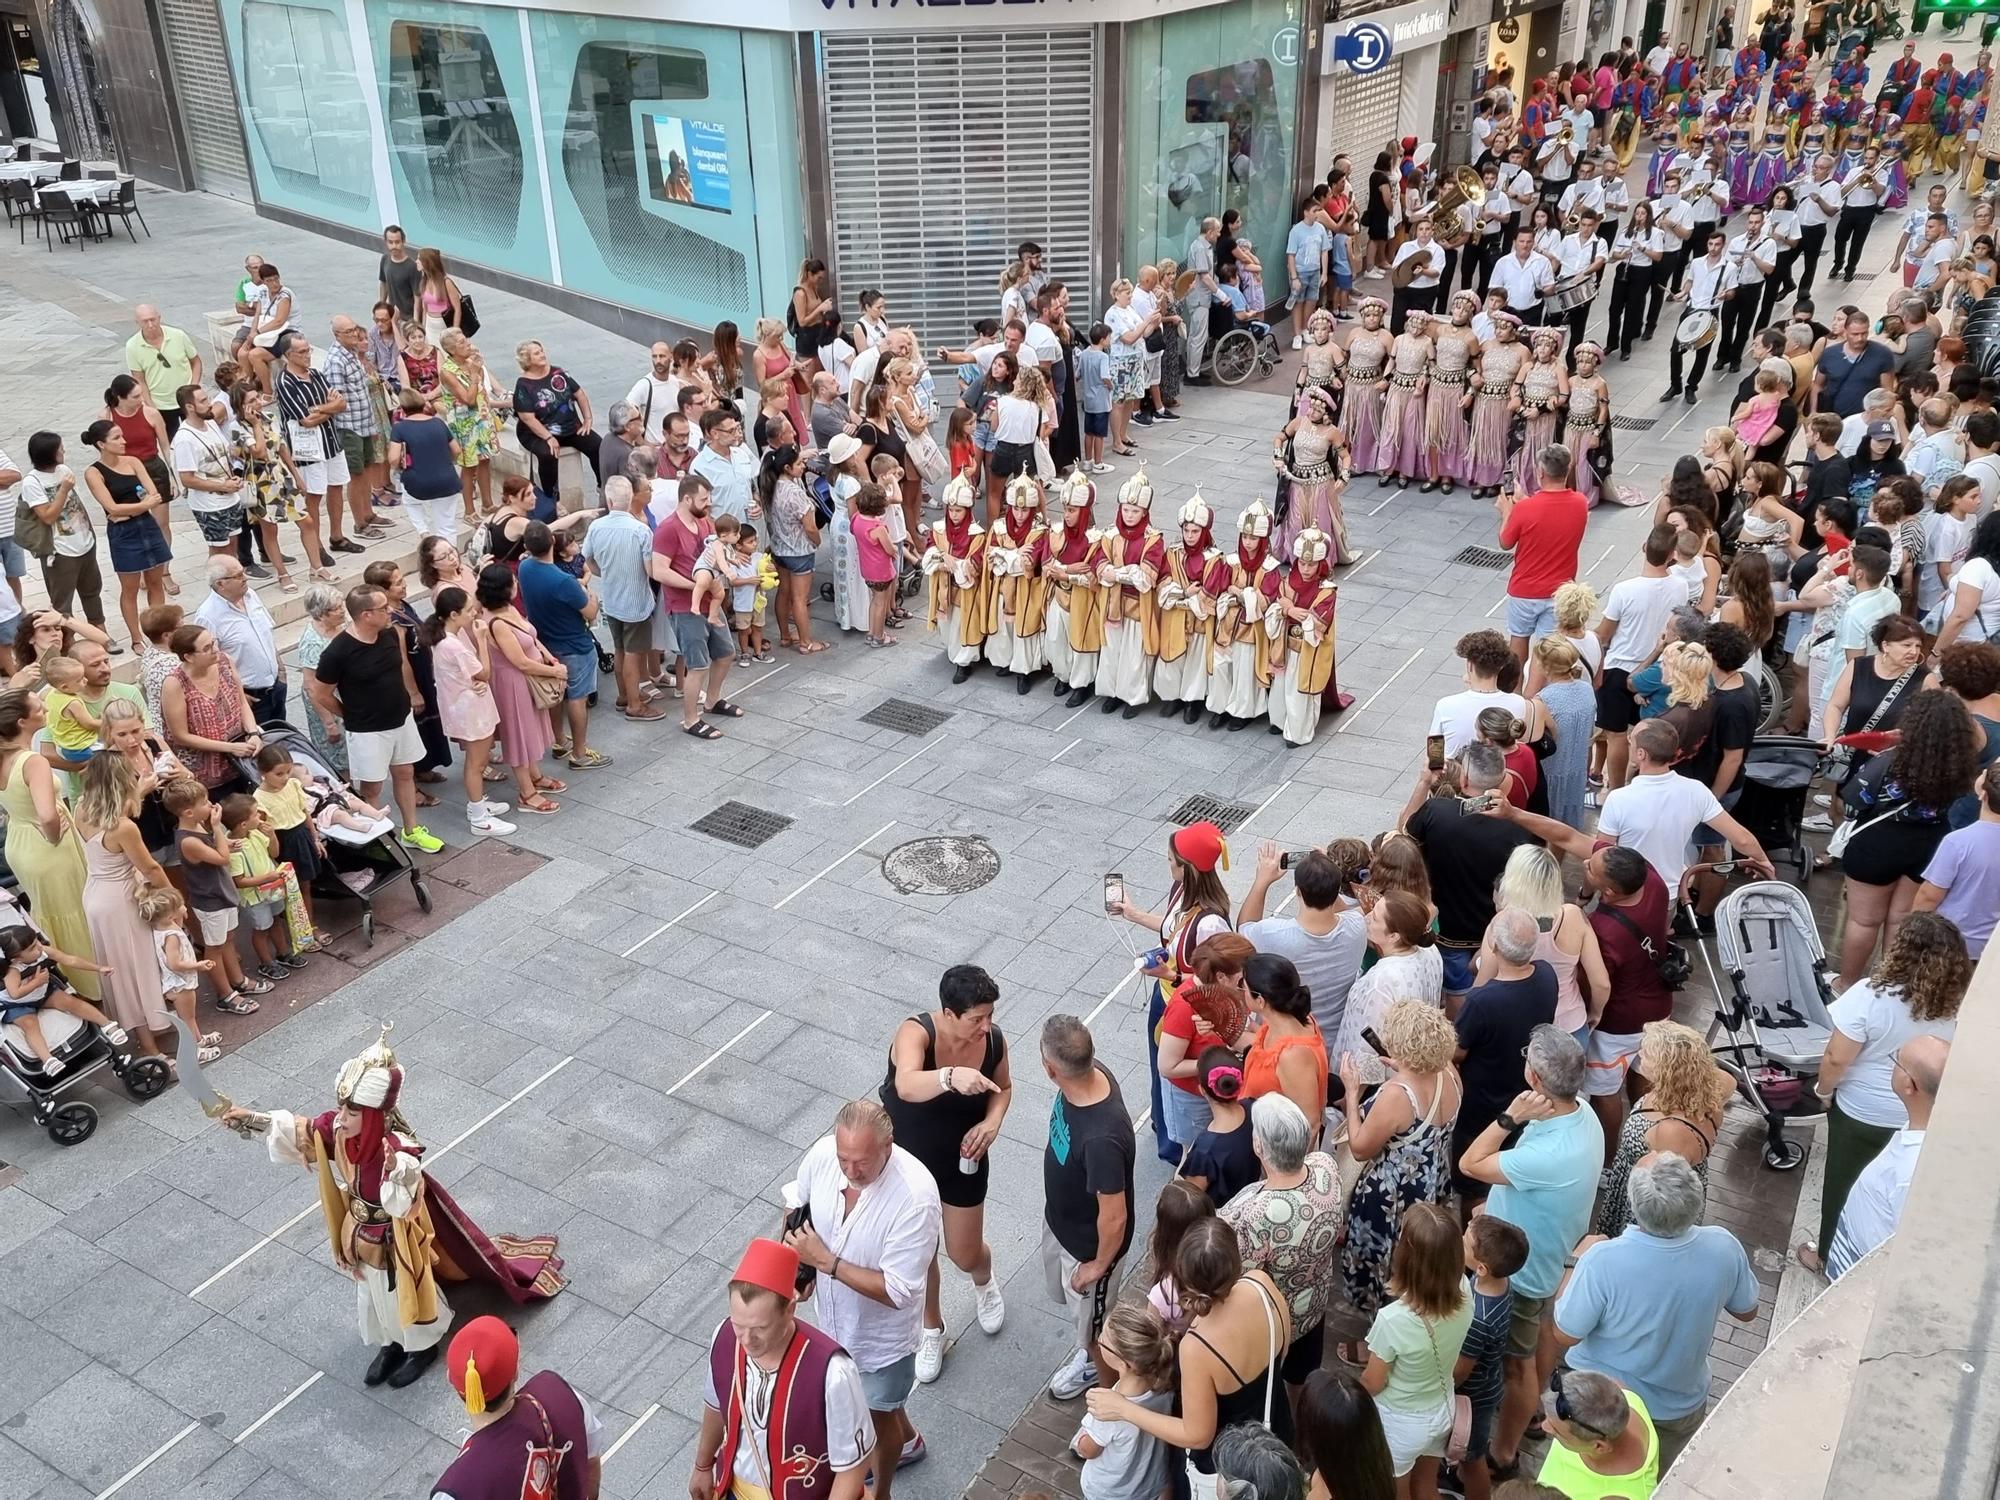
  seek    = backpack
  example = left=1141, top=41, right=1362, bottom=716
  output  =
left=14, top=488, right=55, bottom=562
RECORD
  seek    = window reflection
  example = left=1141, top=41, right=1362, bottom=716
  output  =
left=384, top=21, right=523, bottom=250
left=242, top=0, right=372, bottom=209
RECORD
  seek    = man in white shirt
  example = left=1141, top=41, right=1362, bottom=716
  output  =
left=1832, top=147, right=1887, bottom=282
left=624, top=342, right=678, bottom=444
left=1645, top=39, right=1672, bottom=73
left=1492, top=228, right=1553, bottom=325
left=1891, top=184, right=1956, bottom=273
left=1905, top=395, right=1966, bottom=499
left=1500, top=143, right=1539, bottom=241
left=691, top=408, right=759, bottom=523
left=1598, top=718, right=1774, bottom=888
left=1718, top=207, right=1778, bottom=373
left=1537, top=126, right=1580, bottom=199
left=1471, top=100, right=1498, bottom=165
left=1837, top=388, right=1899, bottom=458
left=1552, top=210, right=1608, bottom=359
left=1472, top=162, right=1511, bottom=293
left=1595, top=526, right=1692, bottom=787
left=783, top=1100, right=942, bottom=1492
left=848, top=328, right=922, bottom=418
left=1555, top=157, right=1606, bottom=229
left=1906, top=212, right=1957, bottom=297
left=1390, top=218, right=1446, bottom=333
left=1664, top=230, right=1736, bottom=404
left=1430, top=627, right=1528, bottom=756
left=1649, top=175, right=1697, bottom=336
left=1826, top=1036, right=1947, bottom=1279
left=1596, top=160, right=1630, bottom=249
left=193, top=555, right=285, bottom=723
left=1796, top=156, right=1843, bottom=297
left=1685, top=161, right=1730, bottom=295
left=1964, top=410, right=2000, bottom=520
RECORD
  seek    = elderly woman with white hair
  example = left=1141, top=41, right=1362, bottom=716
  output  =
left=1554, top=1152, right=1759, bottom=1473
left=1219, top=1094, right=1347, bottom=1400
left=1211, top=1423, right=1308, bottom=1500
left=293, top=584, right=349, bottom=777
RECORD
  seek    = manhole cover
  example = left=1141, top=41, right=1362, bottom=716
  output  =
left=1166, top=795, right=1258, bottom=835
left=1452, top=546, right=1512, bottom=569
left=861, top=698, right=955, bottom=737
left=1611, top=415, right=1658, bottom=431
left=880, top=836, right=1001, bottom=895
left=689, top=801, right=794, bottom=850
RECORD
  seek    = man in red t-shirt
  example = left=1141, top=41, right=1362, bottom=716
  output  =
left=1578, top=843, right=1673, bottom=1140
left=652, top=472, right=738, bottom=740
left=1497, top=443, right=1590, bottom=660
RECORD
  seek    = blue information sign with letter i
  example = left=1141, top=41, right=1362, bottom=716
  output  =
left=1334, top=22, right=1393, bottom=75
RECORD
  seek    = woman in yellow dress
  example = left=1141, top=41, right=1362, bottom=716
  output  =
left=0, top=689, right=100, bottom=999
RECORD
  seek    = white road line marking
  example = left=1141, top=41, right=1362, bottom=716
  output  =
left=1050, top=738, right=1081, bottom=763
left=1335, top=647, right=1425, bottom=734
left=620, top=890, right=721, bottom=959
left=1369, top=485, right=1402, bottom=513
left=1239, top=779, right=1295, bottom=833
left=666, top=1012, right=772, bottom=1095
left=189, top=1055, right=575, bottom=1299
left=842, top=741, right=934, bottom=806
left=94, top=1421, right=200, bottom=1499
left=1166, top=442, right=1201, bottom=465
left=1054, top=703, right=1092, bottom=732
left=1134, top=1106, right=1153, bottom=1134
left=773, top=820, right=897, bottom=909
left=605, top=1403, right=662, bottom=1462
left=734, top=662, right=791, bottom=694
left=1084, top=971, right=1138, bottom=1027
left=1342, top=551, right=1381, bottom=581
left=1484, top=593, right=1508, bottom=617
left=233, top=1371, right=324, bottom=1444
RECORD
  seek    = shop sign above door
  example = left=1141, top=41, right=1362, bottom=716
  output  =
left=785, top=0, right=1239, bottom=28
left=1321, top=0, right=1450, bottom=69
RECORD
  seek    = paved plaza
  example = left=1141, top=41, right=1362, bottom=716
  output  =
left=0, top=149, right=1925, bottom=1494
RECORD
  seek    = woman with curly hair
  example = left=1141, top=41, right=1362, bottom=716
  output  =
left=1836, top=688, right=1981, bottom=988
left=1651, top=454, right=1718, bottom=533
left=1593, top=1020, right=1735, bottom=1238
left=1801, top=911, right=1971, bottom=1273
left=1657, top=639, right=1717, bottom=768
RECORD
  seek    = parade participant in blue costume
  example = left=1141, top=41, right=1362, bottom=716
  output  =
left=1663, top=45, right=1700, bottom=106
left=1955, top=51, right=1989, bottom=109
left=1879, top=39, right=1921, bottom=112
left=1793, top=119, right=1832, bottom=175
left=1647, top=125, right=1682, bottom=196
left=1748, top=122, right=1791, bottom=206
left=1677, top=88, right=1708, bottom=140
left=1611, top=72, right=1645, bottom=169
left=1833, top=46, right=1871, bottom=98
left=1935, top=52, right=1963, bottom=107
left=1877, top=118, right=1910, bottom=208
left=1736, top=40, right=1766, bottom=79
left=1728, top=102, right=1759, bottom=202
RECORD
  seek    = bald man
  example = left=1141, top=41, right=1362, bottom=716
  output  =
left=126, top=304, right=202, bottom=437
left=1826, top=1034, right=1950, bottom=1279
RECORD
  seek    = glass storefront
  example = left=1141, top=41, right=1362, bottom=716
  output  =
left=1123, top=0, right=1306, bottom=283
left=218, top=0, right=803, bottom=332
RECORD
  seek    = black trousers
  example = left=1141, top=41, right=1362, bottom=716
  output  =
left=1560, top=300, right=1595, bottom=366
left=1670, top=336, right=1713, bottom=392
left=1440, top=248, right=1461, bottom=299
left=1719, top=291, right=1759, bottom=367
left=1473, top=236, right=1504, bottom=294
left=1606, top=264, right=1655, bottom=352
left=1389, top=284, right=1441, bottom=334
left=520, top=429, right=604, bottom=499
left=1766, top=248, right=1802, bottom=322
left=1797, top=222, right=1829, bottom=294
left=1833, top=205, right=1879, bottom=276
left=1664, top=243, right=1694, bottom=296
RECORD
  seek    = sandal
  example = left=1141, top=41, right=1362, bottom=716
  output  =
left=705, top=699, right=745, bottom=718
left=517, top=793, right=561, bottom=814
left=549, top=740, right=572, bottom=759
left=198, top=1042, right=222, bottom=1064
left=216, top=991, right=260, bottom=1014
left=311, top=567, right=339, bottom=583
left=684, top=720, right=724, bottom=740
left=796, top=640, right=829, bottom=654
left=200, top=1030, right=221, bottom=1047
left=482, top=767, right=510, bottom=783
left=278, top=576, right=301, bottom=594
left=414, top=790, right=440, bottom=808
left=163, top=575, right=181, bottom=596
left=533, top=775, right=568, bottom=794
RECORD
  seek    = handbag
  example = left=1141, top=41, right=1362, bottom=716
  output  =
left=527, top=645, right=567, bottom=710
left=1599, top=901, right=1693, bottom=989
left=1183, top=1278, right=1281, bottom=1500
left=904, top=425, right=950, bottom=487
left=288, top=420, right=326, bottom=465
left=1827, top=793, right=1905, bottom=860
left=456, top=291, right=480, bottom=338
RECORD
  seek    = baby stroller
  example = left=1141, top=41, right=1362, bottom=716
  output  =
left=232, top=723, right=431, bottom=948
left=1729, top=735, right=1819, bottom=885
left=0, top=897, right=171, bottom=1145
left=1690, top=875, right=1833, bottom=1172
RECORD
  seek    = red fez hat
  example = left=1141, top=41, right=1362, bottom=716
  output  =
left=446, top=1316, right=520, bottom=1415
left=733, top=1238, right=800, bottom=1299
left=1172, top=820, right=1230, bottom=873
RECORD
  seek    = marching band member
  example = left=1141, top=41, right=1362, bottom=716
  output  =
left=1471, top=161, right=1511, bottom=294
left=1490, top=226, right=1554, bottom=327
left=1831, top=143, right=1887, bottom=282
left=1373, top=307, right=1433, bottom=490
left=1095, top=468, right=1165, bottom=719
left=1388, top=217, right=1446, bottom=333
left=1342, top=297, right=1393, bottom=475
left=1152, top=491, right=1222, bottom=723
left=1555, top=157, right=1607, bottom=237
left=1662, top=227, right=1737, bottom=406
left=1041, top=469, right=1104, bottom=707
left=1203, top=500, right=1280, bottom=731
left=1466, top=311, right=1526, bottom=498
left=1718, top=205, right=1778, bottom=372
left=1267, top=528, right=1349, bottom=747
left=1293, top=308, right=1344, bottom=416
left=1537, top=114, right=1580, bottom=205
left=1760, top=184, right=1805, bottom=325
left=1566, top=342, right=1613, bottom=508
left=982, top=472, right=1048, bottom=692
left=1511, top=327, right=1568, bottom=493
left=1426, top=292, right=1480, bottom=495
left=922, top=470, right=991, bottom=683
left=1274, top=384, right=1353, bottom=560
left=1499, top=142, right=1540, bottom=242
left=1605, top=202, right=1666, bottom=359
left=1597, top=152, right=1630, bottom=247
left=1684, top=148, right=1732, bottom=294
left=1552, top=208, right=1608, bottom=363
left=1796, top=154, right=1843, bottom=295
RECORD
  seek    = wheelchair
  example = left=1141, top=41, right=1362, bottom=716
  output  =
left=1209, top=319, right=1283, bottom=387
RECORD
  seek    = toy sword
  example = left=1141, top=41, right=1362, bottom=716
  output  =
left=171, top=1016, right=253, bottom=1133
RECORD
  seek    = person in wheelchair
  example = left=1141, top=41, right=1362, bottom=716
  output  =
left=0, top=925, right=120, bottom=1077
left=1211, top=261, right=1247, bottom=352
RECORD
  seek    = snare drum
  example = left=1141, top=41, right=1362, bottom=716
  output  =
left=1547, top=274, right=1601, bottom=313
left=1674, top=308, right=1718, bottom=349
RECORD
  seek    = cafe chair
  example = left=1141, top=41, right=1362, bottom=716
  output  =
left=100, top=177, right=147, bottom=240
left=40, top=193, right=86, bottom=250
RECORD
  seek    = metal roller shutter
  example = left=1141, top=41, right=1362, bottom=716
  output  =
left=822, top=28, right=1097, bottom=347
left=1324, top=61, right=1404, bottom=169
left=159, top=0, right=254, bottom=201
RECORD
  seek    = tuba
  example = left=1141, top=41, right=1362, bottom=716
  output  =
left=1425, top=167, right=1488, bottom=248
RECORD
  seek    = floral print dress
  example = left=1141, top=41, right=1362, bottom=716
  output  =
left=1340, top=1074, right=1459, bottom=1317
left=232, top=411, right=300, bottom=524
left=442, top=354, right=499, bottom=467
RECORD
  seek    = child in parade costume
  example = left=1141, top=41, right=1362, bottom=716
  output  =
left=1267, top=528, right=1351, bottom=747
left=1728, top=103, right=1759, bottom=202
left=1294, top=308, right=1344, bottom=417
left=1466, top=311, right=1527, bottom=498
left=1512, top=327, right=1569, bottom=495
left=1877, top=119, right=1910, bottom=207
left=1274, top=384, right=1354, bottom=561
left=981, top=471, right=1050, bottom=691
left=1203, top=500, right=1282, bottom=731
left=1565, top=341, right=1613, bottom=507
left=1749, top=123, right=1792, bottom=205
left=1152, top=492, right=1223, bottom=723
left=1373, top=308, right=1433, bottom=489
left=1425, top=291, right=1481, bottom=494
left=1041, top=469, right=1104, bottom=707
left=1793, top=120, right=1832, bottom=175
left=1677, top=88, right=1708, bottom=140
left=1341, top=299, right=1392, bottom=476
left=1094, top=467, right=1166, bottom=719
left=922, top=470, right=991, bottom=683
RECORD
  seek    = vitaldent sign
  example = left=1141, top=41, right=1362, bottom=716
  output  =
left=792, top=0, right=1238, bottom=27
left=1321, top=0, right=1451, bottom=68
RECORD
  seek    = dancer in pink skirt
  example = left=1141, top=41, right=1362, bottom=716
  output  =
left=1511, top=327, right=1569, bottom=494
left=1372, top=308, right=1434, bottom=489
left=1341, top=298, right=1392, bottom=476
left=1422, top=290, right=1481, bottom=493
left=1467, top=311, right=1527, bottom=498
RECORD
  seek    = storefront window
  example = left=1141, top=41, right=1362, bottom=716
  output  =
left=239, top=0, right=374, bottom=216
left=1125, top=0, right=1303, bottom=289
left=384, top=20, right=523, bottom=251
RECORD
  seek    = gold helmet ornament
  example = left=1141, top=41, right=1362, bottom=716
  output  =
left=1178, top=490, right=1214, bottom=530
left=942, top=470, right=977, bottom=512
left=334, top=1023, right=402, bottom=1111
left=1238, top=499, right=1273, bottom=540
left=1292, top=527, right=1331, bottom=566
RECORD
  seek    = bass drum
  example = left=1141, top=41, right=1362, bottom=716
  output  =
left=1674, top=309, right=1718, bottom=349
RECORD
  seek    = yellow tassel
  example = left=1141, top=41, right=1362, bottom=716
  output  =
left=463, top=1355, right=486, bottom=1415
left=1217, top=837, right=1230, bottom=872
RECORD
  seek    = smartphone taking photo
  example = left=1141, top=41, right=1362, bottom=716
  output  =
left=1103, top=872, right=1125, bottom=913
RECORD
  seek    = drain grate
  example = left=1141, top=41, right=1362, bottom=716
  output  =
left=861, top=698, right=955, bottom=736
left=881, top=836, right=1001, bottom=895
left=1167, top=795, right=1258, bottom=835
left=1452, top=546, right=1513, bottom=569
left=1611, top=415, right=1658, bottom=431
left=689, top=801, right=794, bottom=850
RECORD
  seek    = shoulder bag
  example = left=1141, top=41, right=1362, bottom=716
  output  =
left=1821, top=662, right=1919, bottom=782
left=1183, top=1278, right=1281, bottom=1500
left=1598, top=901, right=1693, bottom=989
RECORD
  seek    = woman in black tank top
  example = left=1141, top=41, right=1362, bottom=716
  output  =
left=879, top=965, right=1012, bottom=1377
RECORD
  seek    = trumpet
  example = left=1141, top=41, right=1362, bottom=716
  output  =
left=1558, top=122, right=1576, bottom=147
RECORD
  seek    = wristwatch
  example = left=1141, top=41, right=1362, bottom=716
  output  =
left=1495, top=1112, right=1521, bottom=1133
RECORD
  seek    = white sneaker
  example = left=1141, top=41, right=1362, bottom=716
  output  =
left=1049, top=1347, right=1098, bottom=1399
left=469, top=811, right=518, bottom=836
left=1802, top=812, right=1835, bottom=832
left=1291, top=333, right=1304, bottom=350
left=479, top=798, right=513, bottom=816
left=914, top=1325, right=946, bottom=1384
left=974, top=1278, right=1006, bottom=1334
left=1812, top=791, right=1832, bottom=808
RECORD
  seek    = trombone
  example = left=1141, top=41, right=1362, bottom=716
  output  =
left=1419, top=166, right=1488, bottom=249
